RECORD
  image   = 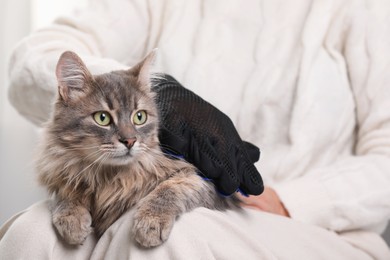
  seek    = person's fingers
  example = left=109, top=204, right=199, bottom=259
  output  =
left=237, top=193, right=268, bottom=210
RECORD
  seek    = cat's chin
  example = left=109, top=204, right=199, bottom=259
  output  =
left=106, top=155, right=137, bottom=166
left=103, top=146, right=142, bottom=166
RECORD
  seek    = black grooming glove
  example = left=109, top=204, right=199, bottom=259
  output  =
left=153, top=75, right=264, bottom=196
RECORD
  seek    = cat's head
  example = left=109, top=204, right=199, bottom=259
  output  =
left=48, top=50, right=159, bottom=166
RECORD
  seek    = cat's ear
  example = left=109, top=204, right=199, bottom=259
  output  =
left=56, top=51, right=93, bottom=102
left=128, top=49, right=157, bottom=92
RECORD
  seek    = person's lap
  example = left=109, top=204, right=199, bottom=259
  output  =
left=0, top=200, right=388, bottom=259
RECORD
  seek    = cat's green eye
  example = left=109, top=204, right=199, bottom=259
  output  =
left=93, top=111, right=111, bottom=126
left=133, top=110, right=147, bottom=125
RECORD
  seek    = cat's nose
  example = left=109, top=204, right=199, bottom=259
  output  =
left=119, top=137, right=137, bottom=149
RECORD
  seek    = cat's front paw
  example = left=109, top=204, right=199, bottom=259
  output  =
left=53, top=206, right=92, bottom=245
left=132, top=210, right=175, bottom=248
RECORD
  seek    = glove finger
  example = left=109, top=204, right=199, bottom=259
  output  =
left=195, top=137, right=240, bottom=195
left=239, top=166, right=264, bottom=195
left=191, top=136, right=223, bottom=179
left=207, top=144, right=240, bottom=196
left=213, top=173, right=240, bottom=196
left=242, top=141, right=261, bottom=163
left=236, top=148, right=264, bottom=195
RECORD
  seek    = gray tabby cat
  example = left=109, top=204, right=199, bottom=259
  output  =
left=36, top=50, right=239, bottom=247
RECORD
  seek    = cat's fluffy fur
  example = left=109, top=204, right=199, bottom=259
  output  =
left=36, top=50, right=238, bottom=247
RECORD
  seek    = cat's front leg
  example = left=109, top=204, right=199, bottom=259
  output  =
left=132, top=206, right=176, bottom=248
left=52, top=200, right=92, bottom=245
left=132, top=173, right=219, bottom=248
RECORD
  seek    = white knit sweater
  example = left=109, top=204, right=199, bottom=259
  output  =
left=8, top=0, right=390, bottom=235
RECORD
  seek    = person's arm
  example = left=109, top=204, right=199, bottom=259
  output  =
left=273, top=1, right=390, bottom=232
left=8, top=0, right=154, bottom=126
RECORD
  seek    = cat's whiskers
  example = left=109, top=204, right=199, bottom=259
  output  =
left=63, top=146, right=103, bottom=152
left=66, top=149, right=107, bottom=186
left=138, top=145, right=187, bottom=176
left=44, top=137, right=103, bottom=153
left=88, top=152, right=113, bottom=188
left=94, top=153, right=110, bottom=179
left=63, top=146, right=104, bottom=164
left=58, top=142, right=102, bottom=151
left=97, top=151, right=114, bottom=173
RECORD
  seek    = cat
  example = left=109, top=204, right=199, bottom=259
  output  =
left=36, top=50, right=239, bottom=248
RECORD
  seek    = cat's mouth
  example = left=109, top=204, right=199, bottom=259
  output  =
left=107, top=147, right=138, bottom=166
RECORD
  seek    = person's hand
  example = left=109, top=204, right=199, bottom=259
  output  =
left=153, top=74, right=264, bottom=196
left=238, top=187, right=290, bottom=217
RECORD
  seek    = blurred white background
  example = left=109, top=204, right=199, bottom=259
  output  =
left=0, top=0, right=87, bottom=226
left=0, top=0, right=389, bottom=246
